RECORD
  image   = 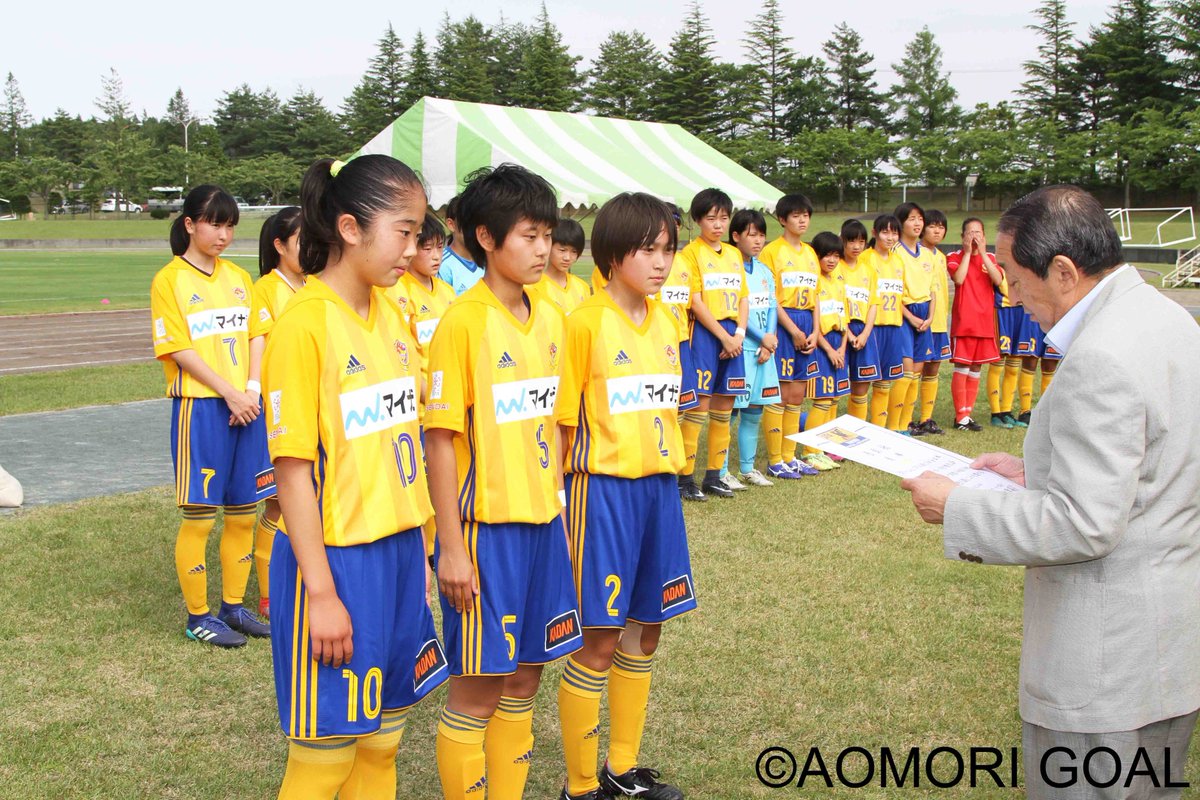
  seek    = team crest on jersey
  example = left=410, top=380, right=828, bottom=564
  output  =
left=544, top=609, right=582, bottom=651
left=661, top=574, right=695, bottom=612
left=345, top=354, right=366, bottom=375
left=613, top=350, right=632, bottom=366
left=397, top=296, right=408, bottom=311
left=188, top=293, right=204, bottom=305
left=233, top=287, right=246, bottom=301
left=258, top=307, right=270, bottom=322
left=413, top=638, right=448, bottom=693
left=394, top=340, right=409, bottom=368
left=664, top=345, right=678, bottom=368
left=497, top=351, right=516, bottom=369
left=548, top=342, right=559, bottom=369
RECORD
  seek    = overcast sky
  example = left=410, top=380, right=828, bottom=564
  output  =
left=12, top=0, right=1116, bottom=124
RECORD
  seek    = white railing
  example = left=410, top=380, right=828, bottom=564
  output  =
left=1163, top=243, right=1200, bottom=288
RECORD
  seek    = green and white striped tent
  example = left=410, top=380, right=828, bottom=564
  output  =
left=354, top=97, right=783, bottom=212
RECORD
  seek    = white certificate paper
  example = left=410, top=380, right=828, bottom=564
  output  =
left=789, top=415, right=1023, bottom=492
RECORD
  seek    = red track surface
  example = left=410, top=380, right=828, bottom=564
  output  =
left=0, top=309, right=153, bottom=375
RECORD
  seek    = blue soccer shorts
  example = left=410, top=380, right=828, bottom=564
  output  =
left=872, top=325, right=906, bottom=379
left=566, top=472, right=697, bottom=629
left=437, top=517, right=582, bottom=676
left=171, top=396, right=275, bottom=507
left=930, top=332, right=952, bottom=361
left=677, top=339, right=699, bottom=411
left=996, top=307, right=1025, bottom=355
left=811, top=330, right=851, bottom=399
left=847, top=320, right=882, bottom=383
left=270, top=528, right=448, bottom=739
left=690, top=319, right=749, bottom=398
left=775, top=308, right=815, bottom=383
left=903, top=301, right=935, bottom=362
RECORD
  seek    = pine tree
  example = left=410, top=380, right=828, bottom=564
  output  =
left=95, top=68, right=132, bottom=125
left=1080, top=0, right=1180, bottom=125
left=741, top=0, right=794, bottom=141
left=822, top=23, right=887, bottom=131
left=780, top=55, right=834, bottom=136
left=515, top=4, right=581, bottom=111
left=285, top=89, right=348, bottom=164
left=403, top=30, right=438, bottom=105
left=889, top=26, right=962, bottom=137
left=1, top=72, right=33, bottom=159
left=1017, top=0, right=1077, bottom=125
left=490, top=16, right=532, bottom=106
left=165, top=88, right=192, bottom=127
left=586, top=31, right=663, bottom=120
left=654, top=1, right=723, bottom=136
left=1167, top=0, right=1200, bottom=101
left=214, top=85, right=288, bottom=158
left=435, top=14, right=496, bottom=103
left=342, top=24, right=409, bottom=142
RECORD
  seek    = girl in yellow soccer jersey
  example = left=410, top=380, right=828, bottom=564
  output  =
left=261, top=156, right=448, bottom=800
left=249, top=206, right=304, bottom=617
left=862, top=214, right=905, bottom=428
left=150, top=185, right=273, bottom=649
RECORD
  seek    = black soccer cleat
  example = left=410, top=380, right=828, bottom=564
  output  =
left=678, top=479, right=707, bottom=503
left=601, top=764, right=684, bottom=800
left=907, top=421, right=926, bottom=437
left=700, top=479, right=734, bottom=498
left=1017, top=411, right=1032, bottom=426
left=559, top=786, right=613, bottom=800
left=955, top=417, right=983, bottom=432
left=920, top=418, right=944, bottom=435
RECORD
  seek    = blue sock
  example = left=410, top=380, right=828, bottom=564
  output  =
left=187, top=612, right=210, bottom=626
left=219, top=601, right=242, bottom=617
left=738, top=406, right=763, bottom=474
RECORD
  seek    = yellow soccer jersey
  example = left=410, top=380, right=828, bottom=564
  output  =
left=997, top=271, right=1017, bottom=308
left=863, top=248, right=905, bottom=326
left=251, top=269, right=303, bottom=338
left=897, top=242, right=935, bottom=304
left=395, top=272, right=456, bottom=376
left=591, top=257, right=691, bottom=343
left=760, top=237, right=819, bottom=311
left=929, top=248, right=949, bottom=333
left=591, top=265, right=607, bottom=293
left=262, top=279, right=432, bottom=547
left=838, top=259, right=877, bottom=323
left=151, top=256, right=256, bottom=398
left=680, top=237, right=747, bottom=322
left=555, top=292, right=685, bottom=478
left=816, top=271, right=849, bottom=334
left=424, top=282, right=565, bottom=525
left=534, top=272, right=591, bottom=315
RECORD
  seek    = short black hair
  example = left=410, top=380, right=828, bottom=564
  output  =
left=840, top=218, right=868, bottom=243
left=811, top=231, right=843, bottom=260
left=591, top=192, right=678, bottom=280
left=689, top=188, right=733, bottom=222
left=776, top=193, right=814, bottom=220
left=893, top=202, right=925, bottom=228
left=728, top=208, right=767, bottom=243
left=961, top=216, right=984, bottom=235
left=456, top=164, right=558, bottom=268
left=924, top=208, right=948, bottom=228
left=552, top=218, right=585, bottom=252
left=418, top=210, right=446, bottom=248
left=445, top=195, right=460, bottom=222
left=998, top=184, right=1123, bottom=278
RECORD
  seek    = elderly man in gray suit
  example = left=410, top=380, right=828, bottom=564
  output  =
left=902, top=184, right=1200, bottom=799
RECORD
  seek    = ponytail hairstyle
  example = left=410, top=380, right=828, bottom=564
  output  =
left=257, top=206, right=302, bottom=276
left=298, top=155, right=426, bottom=275
left=868, top=213, right=901, bottom=249
left=170, top=185, right=239, bottom=256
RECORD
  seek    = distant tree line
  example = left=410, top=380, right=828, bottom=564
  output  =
left=1, top=0, right=1198, bottom=217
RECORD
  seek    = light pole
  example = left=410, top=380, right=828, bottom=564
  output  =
left=965, top=174, right=979, bottom=212
left=183, top=117, right=203, bottom=187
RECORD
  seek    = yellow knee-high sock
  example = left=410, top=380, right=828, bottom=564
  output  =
left=781, top=404, right=804, bottom=462
left=176, top=506, right=217, bottom=615
left=762, top=403, right=784, bottom=464
left=919, top=374, right=939, bottom=423
left=887, top=374, right=914, bottom=430
left=437, top=709, right=488, bottom=800
left=220, top=503, right=257, bottom=606
left=254, top=512, right=278, bottom=604
left=1018, top=367, right=1036, bottom=414
left=608, top=650, right=654, bottom=775
left=278, top=737, right=357, bottom=800
left=870, top=381, right=892, bottom=426
left=848, top=393, right=869, bottom=420
left=679, top=410, right=705, bottom=478
left=485, top=695, right=536, bottom=800
left=802, top=400, right=832, bottom=455
left=1041, top=370, right=1054, bottom=396
left=559, top=657, right=608, bottom=795
left=340, top=708, right=409, bottom=800
left=1001, top=357, right=1021, bottom=414
left=987, top=364, right=1003, bottom=414
left=706, top=410, right=732, bottom=472
left=899, top=372, right=921, bottom=429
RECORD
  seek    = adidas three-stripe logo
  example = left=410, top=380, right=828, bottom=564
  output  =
left=613, top=349, right=632, bottom=366
left=497, top=351, right=516, bottom=369
left=189, top=625, right=220, bottom=642
left=345, top=354, right=366, bottom=375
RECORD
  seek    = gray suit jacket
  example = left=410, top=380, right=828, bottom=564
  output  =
left=944, top=267, right=1200, bottom=733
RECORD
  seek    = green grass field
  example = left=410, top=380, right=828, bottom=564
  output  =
left=0, top=362, right=163, bottom=416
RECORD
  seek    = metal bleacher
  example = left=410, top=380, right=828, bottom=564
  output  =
left=1163, top=243, right=1200, bottom=288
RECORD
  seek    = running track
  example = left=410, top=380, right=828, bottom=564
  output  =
left=1, top=281, right=1197, bottom=376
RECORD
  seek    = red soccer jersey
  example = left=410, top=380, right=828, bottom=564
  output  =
left=948, top=251, right=998, bottom=339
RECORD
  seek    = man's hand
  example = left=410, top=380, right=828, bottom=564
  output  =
left=900, top=471, right=958, bottom=524
left=971, top=452, right=1026, bottom=487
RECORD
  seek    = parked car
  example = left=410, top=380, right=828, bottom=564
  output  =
left=100, top=198, right=143, bottom=213
left=233, top=196, right=250, bottom=210
left=50, top=201, right=92, bottom=215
